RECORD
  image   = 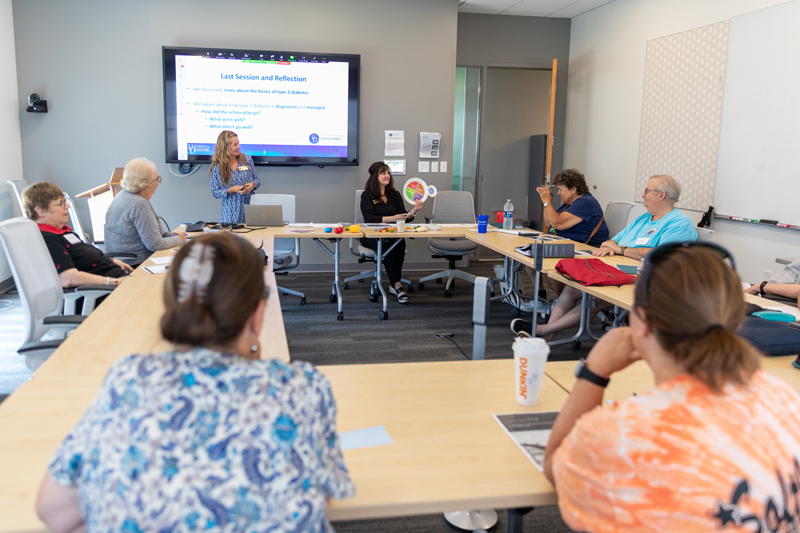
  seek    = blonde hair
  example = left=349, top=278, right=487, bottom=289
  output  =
left=634, top=246, right=760, bottom=392
left=22, top=182, right=63, bottom=221
left=121, top=157, right=158, bottom=194
left=208, top=130, right=243, bottom=186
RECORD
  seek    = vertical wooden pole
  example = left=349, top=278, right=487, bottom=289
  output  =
left=545, top=59, right=558, bottom=185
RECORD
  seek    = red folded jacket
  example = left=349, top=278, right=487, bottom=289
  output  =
left=555, top=258, right=637, bottom=287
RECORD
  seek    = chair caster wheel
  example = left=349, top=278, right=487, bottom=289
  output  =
left=572, top=340, right=582, bottom=350
left=369, top=294, right=378, bottom=302
left=445, top=290, right=453, bottom=298
left=406, top=284, right=414, bottom=293
left=418, top=282, right=425, bottom=291
left=379, top=311, right=388, bottom=320
left=510, top=307, right=521, bottom=318
left=337, top=312, right=344, bottom=321
left=343, top=283, right=349, bottom=290
left=329, top=294, right=336, bottom=303
left=436, top=278, right=443, bottom=284
left=301, top=297, right=307, bottom=305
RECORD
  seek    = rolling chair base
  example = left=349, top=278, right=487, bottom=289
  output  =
left=443, top=509, right=498, bottom=531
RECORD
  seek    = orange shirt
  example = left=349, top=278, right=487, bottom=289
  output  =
left=553, top=370, right=800, bottom=532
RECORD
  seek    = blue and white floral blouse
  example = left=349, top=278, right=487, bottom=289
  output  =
left=209, top=154, right=261, bottom=224
left=48, top=348, right=354, bottom=532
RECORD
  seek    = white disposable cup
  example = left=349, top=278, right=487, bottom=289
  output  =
left=513, top=337, right=550, bottom=406
left=396, top=220, right=405, bottom=232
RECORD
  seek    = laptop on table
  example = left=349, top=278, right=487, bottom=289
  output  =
left=244, top=205, right=285, bottom=227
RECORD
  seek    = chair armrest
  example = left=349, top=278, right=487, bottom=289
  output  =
left=17, top=339, right=64, bottom=353
left=43, top=315, right=85, bottom=326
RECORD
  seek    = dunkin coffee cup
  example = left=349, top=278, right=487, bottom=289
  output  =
left=513, top=337, right=550, bottom=406
left=396, top=220, right=405, bottom=232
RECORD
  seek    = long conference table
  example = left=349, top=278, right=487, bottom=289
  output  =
left=2, top=225, right=800, bottom=532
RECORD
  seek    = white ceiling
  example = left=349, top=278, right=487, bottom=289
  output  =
left=458, top=0, right=614, bottom=18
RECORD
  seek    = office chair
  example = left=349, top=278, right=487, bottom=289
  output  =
left=250, top=194, right=305, bottom=304
left=8, top=178, right=90, bottom=242
left=417, top=191, right=480, bottom=297
left=604, top=201, right=636, bottom=238
left=344, top=189, right=411, bottom=297
left=0, top=218, right=115, bottom=372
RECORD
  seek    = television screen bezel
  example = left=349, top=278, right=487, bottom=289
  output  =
left=162, top=45, right=360, bottom=167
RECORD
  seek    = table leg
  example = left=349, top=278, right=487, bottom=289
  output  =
left=314, top=238, right=344, bottom=320
left=506, top=507, right=533, bottom=533
left=376, top=239, right=387, bottom=320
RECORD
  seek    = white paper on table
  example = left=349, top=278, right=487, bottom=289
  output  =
left=312, top=223, right=339, bottom=228
left=288, top=223, right=313, bottom=228
left=339, top=425, right=394, bottom=451
left=149, top=256, right=174, bottom=265
left=143, top=265, right=169, bottom=275
left=385, top=130, right=405, bottom=157
left=763, top=306, right=800, bottom=321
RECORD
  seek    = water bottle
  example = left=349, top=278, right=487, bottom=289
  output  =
left=503, top=199, right=514, bottom=230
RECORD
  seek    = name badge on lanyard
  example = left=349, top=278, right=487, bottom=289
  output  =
left=64, top=233, right=81, bottom=244
left=239, top=165, right=248, bottom=171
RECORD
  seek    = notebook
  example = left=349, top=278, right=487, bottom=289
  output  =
left=244, top=205, right=285, bottom=227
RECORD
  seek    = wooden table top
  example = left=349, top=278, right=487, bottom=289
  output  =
left=321, top=359, right=566, bottom=520
left=546, top=355, right=800, bottom=400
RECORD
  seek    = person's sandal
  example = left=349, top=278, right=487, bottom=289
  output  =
left=394, top=287, right=409, bottom=304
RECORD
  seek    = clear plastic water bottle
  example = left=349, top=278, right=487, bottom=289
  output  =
left=503, top=199, right=514, bottom=230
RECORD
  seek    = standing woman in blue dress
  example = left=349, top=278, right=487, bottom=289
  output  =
left=209, top=130, right=260, bottom=224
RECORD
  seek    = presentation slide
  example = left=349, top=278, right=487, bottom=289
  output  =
left=174, top=54, right=350, bottom=160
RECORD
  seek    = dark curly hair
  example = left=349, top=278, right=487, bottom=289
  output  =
left=554, top=169, right=589, bottom=196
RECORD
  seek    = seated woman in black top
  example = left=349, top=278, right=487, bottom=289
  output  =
left=360, top=162, right=423, bottom=303
left=23, top=182, right=133, bottom=288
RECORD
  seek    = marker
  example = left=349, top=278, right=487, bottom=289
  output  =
left=728, top=216, right=746, bottom=222
left=778, top=223, right=791, bottom=228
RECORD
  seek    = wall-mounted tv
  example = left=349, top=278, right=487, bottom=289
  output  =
left=163, top=46, right=360, bottom=166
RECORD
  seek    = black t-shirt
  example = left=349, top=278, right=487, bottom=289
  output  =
left=359, top=189, right=416, bottom=246
left=40, top=226, right=127, bottom=278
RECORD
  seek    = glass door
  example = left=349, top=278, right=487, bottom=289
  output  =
left=452, top=66, right=481, bottom=210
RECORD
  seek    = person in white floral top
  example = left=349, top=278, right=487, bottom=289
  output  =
left=36, top=232, right=354, bottom=532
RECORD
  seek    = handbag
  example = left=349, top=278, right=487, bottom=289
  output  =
left=555, top=258, right=637, bottom=287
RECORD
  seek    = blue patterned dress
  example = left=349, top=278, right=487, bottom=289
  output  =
left=48, top=348, right=354, bottom=532
left=209, top=154, right=261, bottom=224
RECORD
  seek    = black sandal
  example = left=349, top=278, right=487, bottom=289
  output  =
left=395, top=287, right=409, bottom=304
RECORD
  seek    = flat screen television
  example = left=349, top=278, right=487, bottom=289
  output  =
left=162, top=46, right=360, bottom=166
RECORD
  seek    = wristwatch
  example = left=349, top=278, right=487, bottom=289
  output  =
left=619, top=246, right=627, bottom=256
left=543, top=202, right=549, bottom=208
left=574, top=358, right=610, bottom=388
left=759, top=280, right=768, bottom=295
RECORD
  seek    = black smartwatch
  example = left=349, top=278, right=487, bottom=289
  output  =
left=759, top=281, right=768, bottom=295
left=574, top=358, right=610, bottom=388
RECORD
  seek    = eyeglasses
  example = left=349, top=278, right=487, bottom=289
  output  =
left=156, top=175, right=162, bottom=184
left=52, top=199, right=69, bottom=209
left=639, top=241, right=736, bottom=304
left=643, top=188, right=662, bottom=196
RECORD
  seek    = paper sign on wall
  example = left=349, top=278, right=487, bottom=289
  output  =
left=419, top=132, right=441, bottom=158
left=385, top=130, right=405, bottom=157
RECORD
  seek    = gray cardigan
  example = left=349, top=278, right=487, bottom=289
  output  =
left=104, top=190, right=183, bottom=262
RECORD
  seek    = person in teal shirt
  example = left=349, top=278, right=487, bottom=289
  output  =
left=512, top=175, right=697, bottom=340
left=593, top=174, right=696, bottom=260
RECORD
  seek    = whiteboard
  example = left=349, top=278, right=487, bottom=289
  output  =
left=714, top=0, right=800, bottom=225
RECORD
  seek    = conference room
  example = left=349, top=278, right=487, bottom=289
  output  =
left=2, top=0, right=800, bottom=532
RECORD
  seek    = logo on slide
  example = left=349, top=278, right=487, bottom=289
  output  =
left=309, top=133, right=320, bottom=144
left=188, top=144, right=212, bottom=155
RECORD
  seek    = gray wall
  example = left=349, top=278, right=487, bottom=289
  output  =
left=0, top=0, right=23, bottom=288
left=457, top=13, right=571, bottom=178
left=13, top=0, right=458, bottom=268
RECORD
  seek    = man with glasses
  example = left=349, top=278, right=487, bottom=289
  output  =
left=512, top=175, right=697, bottom=340
left=593, top=174, right=696, bottom=260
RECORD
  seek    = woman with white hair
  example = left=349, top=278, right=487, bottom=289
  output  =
left=104, top=157, right=186, bottom=263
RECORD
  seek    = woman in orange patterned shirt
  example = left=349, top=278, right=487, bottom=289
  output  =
left=544, top=242, right=800, bottom=532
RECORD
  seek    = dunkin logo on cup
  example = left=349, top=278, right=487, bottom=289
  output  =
left=518, top=356, right=528, bottom=398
